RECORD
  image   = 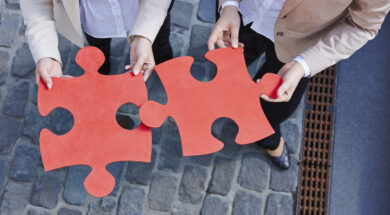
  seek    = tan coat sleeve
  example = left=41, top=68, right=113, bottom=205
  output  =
left=128, top=0, right=172, bottom=44
left=20, top=0, right=61, bottom=64
left=300, top=0, right=390, bottom=76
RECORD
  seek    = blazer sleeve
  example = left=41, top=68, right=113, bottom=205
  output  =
left=128, top=0, right=172, bottom=44
left=300, top=0, right=390, bottom=76
left=20, top=0, right=61, bottom=64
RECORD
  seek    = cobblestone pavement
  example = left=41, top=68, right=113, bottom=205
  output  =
left=0, top=0, right=305, bottom=214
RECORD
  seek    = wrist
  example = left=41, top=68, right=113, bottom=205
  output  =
left=221, top=4, right=239, bottom=15
left=221, top=1, right=239, bottom=12
left=131, top=35, right=152, bottom=45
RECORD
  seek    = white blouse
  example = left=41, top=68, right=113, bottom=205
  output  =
left=80, top=0, right=139, bottom=38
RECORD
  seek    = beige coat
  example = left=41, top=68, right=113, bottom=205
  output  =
left=20, top=0, right=171, bottom=64
left=220, top=0, right=390, bottom=75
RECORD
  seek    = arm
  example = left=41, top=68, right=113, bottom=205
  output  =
left=126, top=0, right=172, bottom=81
left=20, top=0, right=61, bottom=64
left=263, top=0, right=390, bottom=103
left=300, top=0, right=390, bottom=76
left=20, top=0, right=63, bottom=89
left=128, top=0, right=172, bottom=44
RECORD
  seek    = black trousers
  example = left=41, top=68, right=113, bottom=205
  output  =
left=239, top=23, right=309, bottom=150
left=85, top=1, right=174, bottom=75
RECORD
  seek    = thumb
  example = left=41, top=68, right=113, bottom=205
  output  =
left=40, top=68, right=53, bottom=89
left=277, top=81, right=289, bottom=98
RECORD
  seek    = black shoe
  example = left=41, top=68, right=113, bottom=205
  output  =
left=269, top=143, right=290, bottom=170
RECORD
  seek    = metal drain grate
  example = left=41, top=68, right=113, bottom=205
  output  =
left=297, top=66, right=337, bottom=215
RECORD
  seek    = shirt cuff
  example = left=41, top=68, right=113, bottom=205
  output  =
left=220, top=1, right=239, bottom=14
left=294, top=55, right=311, bottom=78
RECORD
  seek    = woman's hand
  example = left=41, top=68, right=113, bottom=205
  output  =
left=125, top=35, right=155, bottom=81
left=260, top=61, right=305, bottom=102
left=35, top=57, right=63, bottom=89
left=208, top=5, right=243, bottom=50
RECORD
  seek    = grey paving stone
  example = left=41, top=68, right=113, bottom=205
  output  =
left=172, top=209, right=195, bottom=215
left=280, top=121, right=300, bottom=154
left=238, top=153, right=270, bottom=192
left=169, top=33, right=184, bottom=58
left=152, top=127, right=163, bottom=144
left=19, top=21, right=26, bottom=35
left=87, top=196, right=117, bottom=215
left=24, top=103, right=42, bottom=125
left=26, top=208, right=51, bottom=215
left=110, top=38, right=128, bottom=57
left=201, top=195, right=229, bottom=215
left=0, top=10, right=20, bottom=47
left=270, top=157, right=299, bottom=193
left=0, top=157, right=10, bottom=190
left=31, top=84, right=38, bottom=104
left=190, top=63, right=207, bottom=81
left=126, top=149, right=156, bottom=185
left=58, top=34, right=73, bottom=67
left=188, top=154, right=213, bottom=166
left=188, top=25, right=212, bottom=62
left=6, top=0, right=19, bottom=9
left=233, top=191, right=263, bottom=215
left=58, top=208, right=82, bottom=215
left=219, top=122, right=240, bottom=156
left=30, top=172, right=62, bottom=209
left=63, top=166, right=89, bottom=205
left=23, top=119, right=47, bottom=145
left=2, top=81, right=29, bottom=117
left=197, top=0, right=216, bottom=23
left=49, top=108, right=74, bottom=135
left=63, top=61, right=84, bottom=78
left=118, top=186, right=145, bottom=215
left=0, top=181, right=32, bottom=215
left=208, top=157, right=235, bottom=195
left=9, top=144, right=40, bottom=182
left=148, top=173, right=178, bottom=211
left=0, top=50, right=9, bottom=85
left=178, top=165, right=207, bottom=204
left=0, top=70, right=7, bottom=85
left=158, top=135, right=182, bottom=173
left=265, top=193, right=293, bottom=215
left=11, top=43, right=35, bottom=78
left=147, top=72, right=167, bottom=104
left=99, top=196, right=117, bottom=212
left=171, top=0, right=194, bottom=29
left=0, top=115, right=22, bottom=153
left=106, top=161, right=124, bottom=196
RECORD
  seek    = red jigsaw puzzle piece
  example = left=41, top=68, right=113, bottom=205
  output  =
left=38, top=46, right=151, bottom=197
left=139, top=47, right=282, bottom=156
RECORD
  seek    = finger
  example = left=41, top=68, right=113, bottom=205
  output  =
left=208, top=31, right=218, bottom=51
left=125, top=65, right=131, bottom=70
left=133, top=57, right=146, bottom=75
left=143, top=67, right=153, bottom=81
left=62, top=75, right=73, bottom=78
left=216, top=39, right=227, bottom=48
left=35, top=71, right=40, bottom=85
left=277, top=82, right=290, bottom=98
left=260, top=94, right=284, bottom=103
left=40, top=68, right=53, bottom=89
left=238, top=42, right=245, bottom=48
left=230, top=24, right=240, bottom=48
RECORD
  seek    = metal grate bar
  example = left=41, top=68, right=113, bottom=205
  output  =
left=297, top=66, right=337, bottom=215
